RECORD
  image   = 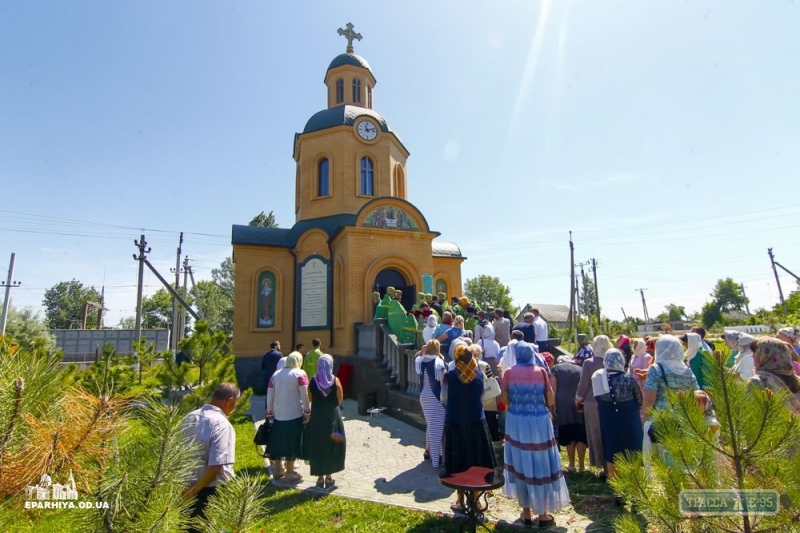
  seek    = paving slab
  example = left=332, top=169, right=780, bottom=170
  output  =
left=248, top=396, right=616, bottom=532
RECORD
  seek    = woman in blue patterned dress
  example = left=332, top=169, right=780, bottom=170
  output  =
left=640, top=335, right=699, bottom=440
left=592, top=349, right=643, bottom=483
left=501, top=341, right=569, bottom=528
left=415, top=339, right=446, bottom=467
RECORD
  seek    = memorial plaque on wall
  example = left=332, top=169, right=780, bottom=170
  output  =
left=299, top=257, right=329, bottom=328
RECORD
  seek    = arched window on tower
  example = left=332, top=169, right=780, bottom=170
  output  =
left=394, top=165, right=405, bottom=198
left=318, top=158, right=330, bottom=197
left=360, top=157, right=374, bottom=196
left=336, top=79, right=344, bottom=104
left=352, top=79, right=361, bottom=104
left=367, top=86, right=373, bottom=108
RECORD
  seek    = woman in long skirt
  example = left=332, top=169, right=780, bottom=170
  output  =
left=592, top=350, right=643, bottom=490
left=575, top=335, right=613, bottom=477
left=502, top=342, right=569, bottom=528
left=442, top=344, right=496, bottom=513
left=415, top=339, right=446, bottom=467
left=305, top=355, right=346, bottom=489
left=266, top=352, right=310, bottom=483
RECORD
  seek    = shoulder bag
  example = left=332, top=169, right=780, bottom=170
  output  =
left=253, top=420, right=272, bottom=458
left=481, top=371, right=502, bottom=402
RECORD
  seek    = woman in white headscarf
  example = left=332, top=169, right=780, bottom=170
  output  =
left=575, top=335, right=613, bottom=475
left=640, top=335, right=699, bottom=440
left=629, top=338, right=652, bottom=395
left=423, top=314, right=439, bottom=344
left=722, top=330, right=742, bottom=368
left=732, top=333, right=756, bottom=380
left=592, top=349, right=643, bottom=490
left=682, top=331, right=712, bottom=390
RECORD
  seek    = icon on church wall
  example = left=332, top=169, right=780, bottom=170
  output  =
left=362, top=206, right=419, bottom=230
left=257, top=272, right=277, bottom=328
left=435, top=279, right=448, bottom=298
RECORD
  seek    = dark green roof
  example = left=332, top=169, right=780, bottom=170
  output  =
left=327, top=53, right=372, bottom=72
left=231, top=214, right=358, bottom=248
left=299, top=105, right=408, bottom=154
left=303, top=105, right=390, bottom=135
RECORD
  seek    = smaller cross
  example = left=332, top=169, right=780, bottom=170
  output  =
left=337, top=22, right=362, bottom=53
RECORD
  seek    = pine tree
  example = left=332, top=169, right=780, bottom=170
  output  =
left=612, top=352, right=800, bottom=532
left=194, top=472, right=268, bottom=533
left=84, top=397, right=200, bottom=532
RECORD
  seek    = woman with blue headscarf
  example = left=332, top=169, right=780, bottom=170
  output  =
left=501, top=341, right=569, bottom=528
left=304, top=354, right=346, bottom=489
left=592, top=349, right=643, bottom=490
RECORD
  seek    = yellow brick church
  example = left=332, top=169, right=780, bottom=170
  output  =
left=231, top=24, right=464, bottom=381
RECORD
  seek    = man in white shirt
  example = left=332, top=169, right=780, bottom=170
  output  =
left=532, top=308, right=550, bottom=353
left=182, top=383, right=240, bottom=529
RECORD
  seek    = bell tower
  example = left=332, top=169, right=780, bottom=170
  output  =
left=324, top=23, right=376, bottom=110
left=293, top=23, right=410, bottom=223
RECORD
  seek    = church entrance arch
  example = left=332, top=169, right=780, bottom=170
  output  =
left=374, top=268, right=415, bottom=312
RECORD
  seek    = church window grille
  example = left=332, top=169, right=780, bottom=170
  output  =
left=352, top=79, right=361, bottom=103
left=335, top=79, right=344, bottom=104
left=318, top=158, right=330, bottom=197
left=360, top=157, right=374, bottom=196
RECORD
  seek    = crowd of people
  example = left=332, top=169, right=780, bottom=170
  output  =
left=261, top=339, right=346, bottom=489
left=412, top=298, right=568, bottom=527
left=180, top=301, right=800, bottom=530
left=411, top=301, right=800, bottom=528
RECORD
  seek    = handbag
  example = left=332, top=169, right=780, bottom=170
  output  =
left=481, top=375, right=501, bottom=402
left=253, top=420, right=271, bottom=457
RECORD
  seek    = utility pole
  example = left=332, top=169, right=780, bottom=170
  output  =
left=768, top=248, right=787, bottom=315
left=568, top=232, right=577, bottom=348
left=133, top=235, right=150, bottom=345
left=636, top=288, right=650, bottom=324
left=0, top=252, right=21, bottom=336
left=188, top=264, right=204, bottom=319
left=740, top=283, right=751, bottom=316
left=171, top=233, right=184, bottom=353
left=97, top=286, right=105, bottom=329
left=577, top=261, right=593, bottom=337
left=591, top=258, right=601, bottom=334
left=178, top=255, right=190, bottom=343
left=621, top=308, right=628, bottom=321
left=574, top=274, right=582, bottom=324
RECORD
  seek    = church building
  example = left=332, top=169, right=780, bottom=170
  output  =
left=231, top=24, right=465, bottom=385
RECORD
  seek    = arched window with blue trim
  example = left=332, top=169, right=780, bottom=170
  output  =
left=352, top=79, right=361, bottom=103
left=360, top=157, right=374, bottom=196
left=335, top=79, right=344, bottom=104
left=318, top=158, right=330, bottom=197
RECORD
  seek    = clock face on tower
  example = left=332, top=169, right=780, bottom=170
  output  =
left=356, top=120, right=378, bottom=141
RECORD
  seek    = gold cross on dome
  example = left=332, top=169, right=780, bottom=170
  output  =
left=337, top=22, right=362, bottom=53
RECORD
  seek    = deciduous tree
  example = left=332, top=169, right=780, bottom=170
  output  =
left=463, top=275, right=515, bottom=314
left=248, top=210, right=279, bottom=228
left=655, top=303, right=686, bottom=323
left=3, top=306, right=56, bottom=353
left=711, top=277, right=748, bottom=312
left=42, top=279, right=102, bottom=329
left=195, top=280, right=232, bottom=335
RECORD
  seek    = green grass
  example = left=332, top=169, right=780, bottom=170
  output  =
left=1, top=414, right=617, bottom=532
left=233, top=421, right=524, bottom=532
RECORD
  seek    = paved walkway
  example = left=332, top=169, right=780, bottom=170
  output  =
left=249, top=397, right=614, bottom=532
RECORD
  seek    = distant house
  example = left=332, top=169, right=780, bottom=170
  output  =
left=637, top=321, right=694, bottom=334
left=516, top=303, right=570, bottom=329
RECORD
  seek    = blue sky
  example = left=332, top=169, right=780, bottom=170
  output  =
left=1, top=0, right=799, bottom=327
